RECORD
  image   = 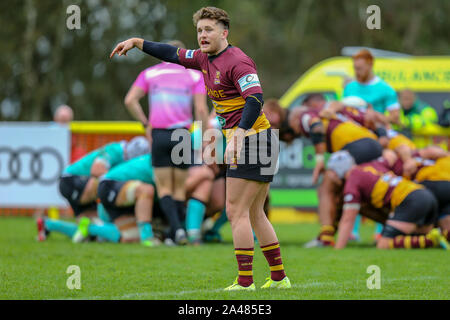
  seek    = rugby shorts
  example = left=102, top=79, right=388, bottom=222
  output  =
left=151, top=128, right=192, bottom=169
left=419, top=180, right=450, bottom=219
left=59, top=175, right=96, bottom=217
left=389, top=188, right=438, bottom=226
left=341, top=137, right=383, bottom=164
left=226, top=129, right=279, bottom=183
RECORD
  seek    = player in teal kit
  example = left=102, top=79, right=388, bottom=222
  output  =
left=77, top=153, right=160, bottom=246
left=343, top=49, right=400, bottom=118
left=36, top=137, right=150, bottom=241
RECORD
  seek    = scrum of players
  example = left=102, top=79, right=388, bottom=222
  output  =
left=36, top=93, right=450, bottom=250
left=36, top=114, right=232, bottom=247
left=264, top=93, right=450, bottom=250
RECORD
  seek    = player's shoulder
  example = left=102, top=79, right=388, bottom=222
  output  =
left=227, top=46, right=255, bottom=65
left=140, top=63, right=166, bottom=79
left=373, top=76, right=395, bottom=90
left=142, top=63, right=164, bottom=73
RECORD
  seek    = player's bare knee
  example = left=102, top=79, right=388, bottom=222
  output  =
left=249, top=209, right=267, bottom=226
left=116, top=181, right=142, bottom=206
left=136, top=183, right=155, bottom=199
left=225, top=202, right=242, bottom=224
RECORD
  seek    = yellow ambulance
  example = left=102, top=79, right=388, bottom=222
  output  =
left=279, top=55, right=450, bottom=141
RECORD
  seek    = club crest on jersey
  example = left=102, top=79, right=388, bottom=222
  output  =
left=238, top=73, right=260, bottom=92
left=214, top=71, right=221, bottom=84
left=185, top=50, right=194, bottom=59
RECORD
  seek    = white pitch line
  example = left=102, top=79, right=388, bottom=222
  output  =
left=54, top=275, right=442, bottom=300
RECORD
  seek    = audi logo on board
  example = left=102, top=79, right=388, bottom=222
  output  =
left=0, top=147, right=64, bottom=185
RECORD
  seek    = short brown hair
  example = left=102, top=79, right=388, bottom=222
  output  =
left=193, top=7, right=230, bottom=29
left=352, top=49, right=374, bottom=64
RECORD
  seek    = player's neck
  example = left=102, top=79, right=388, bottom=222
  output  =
left=209, top=40, right=229, bottom=57
left=360, top=72, right=375, bottom=84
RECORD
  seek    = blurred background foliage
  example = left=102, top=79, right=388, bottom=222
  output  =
left=1, top=0, right=449, bottom=121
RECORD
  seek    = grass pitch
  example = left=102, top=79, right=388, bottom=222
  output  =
left=0, top=217, right=448, bottom=300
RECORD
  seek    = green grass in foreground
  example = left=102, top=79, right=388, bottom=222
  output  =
left=0, top=217, right=449, bottom=300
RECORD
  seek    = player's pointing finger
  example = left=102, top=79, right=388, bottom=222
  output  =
left=110, top=44, right=122, bottom=58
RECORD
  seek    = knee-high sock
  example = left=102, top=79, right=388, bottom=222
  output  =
left=318, top=225, right=335, bottom=245
left=261, top=242, right=286, bottom=281
left=352, top=214, right=361, bottom=237
left=159, top=195, right=183, bottom=235
left=388, top=234, right=437, bottom=249
left=375, top=222, right=383, bottom=235
left=235, top=248, right=254, bottom=287
left=44, top=219, right=78, bottom=238
left=186, top=198, right=206, bottom=240
left=174, top=200, right=186, bottom=228
left=88, top=223, right=121, bottom=243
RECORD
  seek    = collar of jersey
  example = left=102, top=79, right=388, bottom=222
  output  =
left=208, top=45, right=233, bottom=62
left=358, top=76, right=381, bottom=86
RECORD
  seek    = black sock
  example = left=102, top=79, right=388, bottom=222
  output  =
left=159, top=195, right=182, bottom=235
left=174, top=200, right=186, bottom=225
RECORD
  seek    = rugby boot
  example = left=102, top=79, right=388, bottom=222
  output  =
left=429, top=228, right=449, bottom=250
left=36, top=217, right=49, bottom=241
left=224, top=277, right=256, bottom=291
left=72, top=217, right=90, bottom=243
left=141, top=237, right=162, bottom=247
left=261, top=276, right=292, bottom=289
left=174, top=228, right=188, bottom=245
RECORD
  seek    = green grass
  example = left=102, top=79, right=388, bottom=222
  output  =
left=0, top=217, right=449, bottom=300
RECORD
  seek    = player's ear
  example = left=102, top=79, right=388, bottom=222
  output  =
left=222, top=28, right=228, bottom=39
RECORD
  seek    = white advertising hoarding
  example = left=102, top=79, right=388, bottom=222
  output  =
left=0, top=122, right=70, bottom=207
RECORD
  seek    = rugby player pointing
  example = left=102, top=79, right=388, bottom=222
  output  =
left=111, top=7, right=290, bottom=290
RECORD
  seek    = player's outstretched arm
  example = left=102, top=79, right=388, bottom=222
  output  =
left=110, top=38, right=179, bottom=64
